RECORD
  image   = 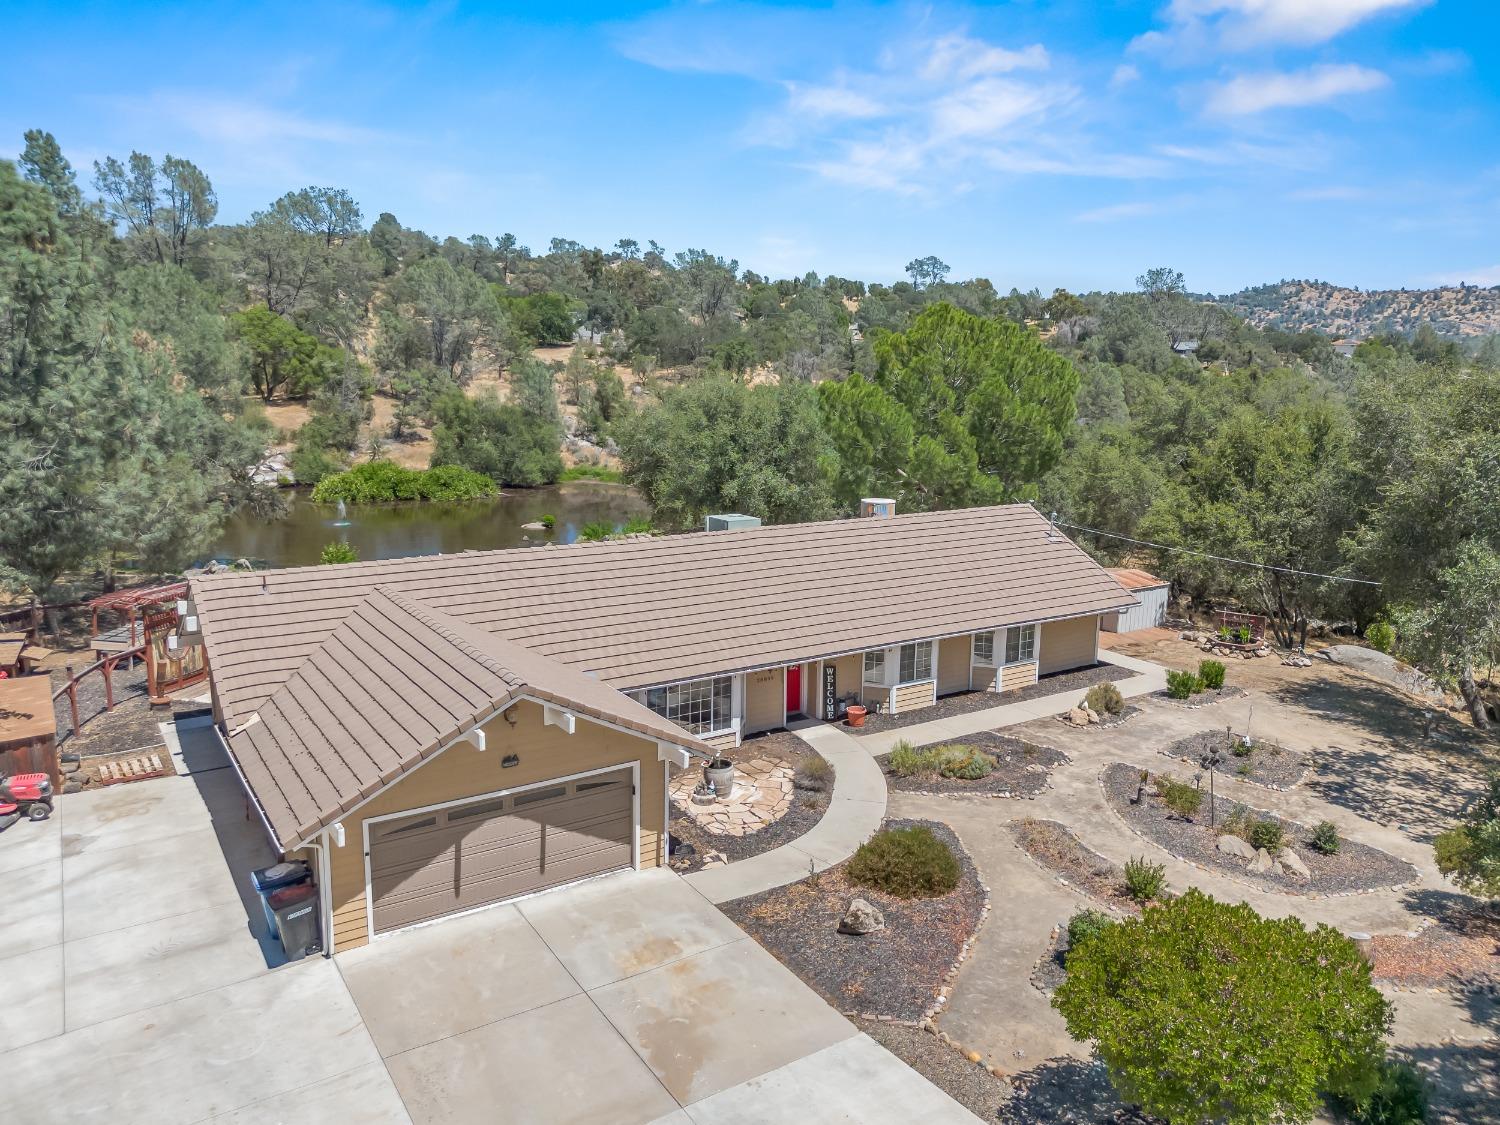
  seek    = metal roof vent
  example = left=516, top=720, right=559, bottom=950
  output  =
left=705, top=514, right=762, bottom=532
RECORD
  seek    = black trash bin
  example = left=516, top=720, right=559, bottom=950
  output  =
left=250, top=861, right=311, bottom=934
left=268, top=881, right=322, bottom=960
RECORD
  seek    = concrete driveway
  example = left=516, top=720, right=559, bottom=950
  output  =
left=1, top=718, right=975, bottom=1124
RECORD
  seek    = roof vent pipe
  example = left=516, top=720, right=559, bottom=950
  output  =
left=860, top=498, right=896, bottom=519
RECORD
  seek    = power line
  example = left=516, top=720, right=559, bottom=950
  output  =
left=1050, top=518, right=1384, bottom=587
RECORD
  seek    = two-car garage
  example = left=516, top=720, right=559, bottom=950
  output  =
left=366, top=767, right=636, bottom=936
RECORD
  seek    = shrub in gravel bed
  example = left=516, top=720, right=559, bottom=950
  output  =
left=1067, top=909, right=1116, bottom=954
left=1162, top=730, right=1307, bottom=790
left=794, top=756, right=835, bottom=792
left=1198, top=658, right=1226, bottom=689
left=1124, top=857, right=1167, bottom=902
left=1084, top=682, right=1124, bottom=716
left=848, top=825, right=961, bottom=898
left=883, top=732, right=1067, bottom=797
left=1310, top=820, right=1341, bottom=856
left=1250, top=818, right=1285, bottom=852
left=1101, top=762, right=1419, bottom=894
left=1155, top=775, right=1203, bottom=821
left=1165, top=669, right=1199, bottom=699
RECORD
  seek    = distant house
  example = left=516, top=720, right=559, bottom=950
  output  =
left=1171, top=339, right=1199, bottom=355
left=1332, top=339, right=1359, bottom=358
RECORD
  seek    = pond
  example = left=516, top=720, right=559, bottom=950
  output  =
left=210, top=482, right=650, bottom=569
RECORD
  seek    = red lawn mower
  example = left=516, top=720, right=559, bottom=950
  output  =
left=0, top=773, right=54, bottom=833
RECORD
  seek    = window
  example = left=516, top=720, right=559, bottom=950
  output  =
left=972, top=632, right=995, bottom=664
left=863, top=650, right=885, bottom=682
left=513, top=785, right=567, bottom=807
left=1005, top=624, right=1036, bottom=664
left=646, top=675, right=733, bottom=735
left=898, top=642, right=933, bottom=684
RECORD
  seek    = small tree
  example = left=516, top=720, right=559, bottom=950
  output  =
left=1054, top=890, right=1392, bottom=1125
left=320, top=541, right=358, bottom=564
left=1434, top=772, right=1500, bottom=898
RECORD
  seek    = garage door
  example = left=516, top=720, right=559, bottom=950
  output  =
left=368, top=769, right=634, bottom=935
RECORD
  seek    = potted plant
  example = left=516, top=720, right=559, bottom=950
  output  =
left=846, top=704, right=868, bottom=728
left=703, top=757, right=735, bottom=797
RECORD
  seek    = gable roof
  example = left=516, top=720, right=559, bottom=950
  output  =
left=193, top=504, right=1138, bottom=730
left=228, top=586, right=712, bottom=849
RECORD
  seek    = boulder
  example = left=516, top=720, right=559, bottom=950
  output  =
left=1218, top=834, right=1256, bottom=858
left=1067, top=707, right=1090, bottom=727
left=1248, top=847, right=1275, bottom=874
left=839, top=897, right=886, bottom=935
left=520, top=521, right=548, bottom=532
left=1278, top=848, right=1311, bottom=879
left=1084, top=705, right=1101, bottom=725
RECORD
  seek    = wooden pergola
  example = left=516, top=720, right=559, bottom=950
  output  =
left=88, top=582, right=192, bottom=656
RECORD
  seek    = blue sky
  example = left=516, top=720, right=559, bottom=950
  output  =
left=3, top=0, right=1496, bottom=292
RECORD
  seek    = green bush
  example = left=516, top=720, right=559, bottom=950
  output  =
left=311, top=460, right=498, bottom=503
left=319, top=541, right=358, bottom=565
left=1066, top=910, right=1115, bottom=955
left=559, top=464, right=624, bottom=482
left=1198, top=659, right=1226, bottom=690
left=1366, top=621, right=1395, bottom=655
left=1157, top=776, right=1203, bottom=820
left=940, top=749, right=994, bottom=780
left=622, top=515, right=653, bottom=535
left=540, top=513, right=556, bottom=529
left=847, top=826, right=961, bottom=899
left=1231, top=737, right=1254, bottom=758
left=290, top=446, right=346, bottom=486
left=1249, top=819, right=1285, bottom=852
left=1165, top=669, right=1199, bottom=699
left=1333, top=1058, right=1429, bottom=1125
left=1309, top=820, right=1341, bottom=856
left=793, top=756, right=835, bottom=793
left=578, top=521, right=613, bottom=542
left=887, top=741, right=928, bottom=777
left=1084, top=682, right=1125, bottom=716
left=1123, top=856, right=1167, bottom=902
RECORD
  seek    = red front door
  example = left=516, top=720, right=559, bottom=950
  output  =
left=785, top=666, right=802, bottom=716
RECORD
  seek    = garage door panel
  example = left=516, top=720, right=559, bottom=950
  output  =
left=369, top=769, right=634, bottom=935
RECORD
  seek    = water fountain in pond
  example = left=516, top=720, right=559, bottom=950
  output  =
left=331, top=499, right=351, bottom=528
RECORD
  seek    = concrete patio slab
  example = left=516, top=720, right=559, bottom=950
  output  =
left=0, top=810, right=61, bottom=876
left=2, top=959, right=384, bottom=1124
left=684, top=1033, right=977, bottom=1123
left=209, top=1061, right=412, bottom=1124
left=61, top=773, right=217, bottom=854
left=339, top=902, right=581, bottom=1057
left=517, top=867, right=743, bottom=990
left=385, top=992, right=681, bottom=1125
left=590, top=937, right=857, bottom=1106
left=0, top=944, right=63, bottom=1054
left=0, top=858, right=61, bottom=957
left=62, top=901, right=268, bottom=1030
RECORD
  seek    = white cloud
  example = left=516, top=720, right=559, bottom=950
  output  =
left=784, top=83, right=886, bottom=120
left=1204, top=64, right=1389, bottom=115
left=1074, top=200, right=1164, bottom=223
left=1141, top=0, right=1430, bottom=50
left=921, top=33, right=1049, bottom=81
left=1288, top=185, right=1368, bottom=201
left=1111, top=64, right=1141, bottom=88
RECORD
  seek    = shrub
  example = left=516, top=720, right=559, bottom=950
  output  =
left=1157, top=776, right=1203, bottom=820
left=1236, top=625, right=1252, bottom=644
left=1249, top=818, right=1285, bottom=853
left=622, top=515, right=653, bottom=535
left=847, top=826, right=961, bottom=898
left=1165, top=669, right=1199, bottom=699
left=1333, top=1057, right=1429, bottom=1125
left=1084, top=682, right=1125, bottom=716
left=941, top=750, right=994, bottom=780
left=1310, top=820, right=1341, bottom=856
left=1231, top=736, right=1254, bottom=758
left=793, top=756, right=835, bottom=793
left=311, top=460, right=498, bottom=503
left=1123, top=856, right=1167, bottom=902
left=1221, top=803, right=1253, bottom=841
left=887, top=741, right=929, bottom=777
left=319, top=541, right=359, bottom=565
left=1433, top=772, right=1500, bottom=897
left=578, top=521, right=613, bottom=542
left=1066, top=910, right=1115, bottom=955
left=1198, top=659, right=1226, bottom=690
left=540, top=514, right=556, bottom=529
left=1054, top=889, right=1393, bottom=1125
left=1365, top=621, right=1395, bottom=655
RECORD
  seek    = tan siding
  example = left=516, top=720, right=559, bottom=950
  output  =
left=1039, top=616, right=1098, bottom=676
left=972, top=664, right=999, bottom=692
left=326, top=699, right=662, bottom=953
left=743, top=668, right=784, bottom=733
left=1002, top=661, right=1038, bottom=690
left=892, top=680, right=936, bottom=714
left=861, top=683, right=890, bottom=708
left=937, top=635, right=971, bottom=696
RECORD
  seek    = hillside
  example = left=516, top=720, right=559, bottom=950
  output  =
left=1210, top=279, right=1500, bottom=340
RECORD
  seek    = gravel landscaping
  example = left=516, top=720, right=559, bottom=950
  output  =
left=1003, top=1057, right=1159, bottom=1124
left=849, top=663, right=1139, bottom=736
left=1371, top=902, right=1500, bottom=993
left=1152, top=684, right=1247, bottom=709
left=1101, top=762, right=1419, bottom=894
left=882, top=733, right=1068, bottom=798
left=1161, top=729, right=1307, bottom=790
left=720, top=819, right=987, bottom=1022
left=1030, top=928, right=1071, bottom=995
left=1056, top=703, right=1144, bottom=730
left=667, top=730, right=831, bottom=874
left=863, top=1023, right=1009, bottom=1121
left=1010, top=819, right=1143, bottom=913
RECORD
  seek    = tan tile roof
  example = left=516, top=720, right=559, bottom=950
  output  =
left=1107, top=568, right=1168, bottom=592
left=228, top=586, right=713, bottom=848
left=194, top=504, right=1137, bottom=731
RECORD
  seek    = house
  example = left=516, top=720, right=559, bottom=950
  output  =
left=190, top=503, right=1137, bottom=952
left=1102, top=568, right=1170, bottom=632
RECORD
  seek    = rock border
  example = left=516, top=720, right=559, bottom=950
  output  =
left=1157, top=732, right=1308, bottom=793
left=1054, top=704, right=1143, bottom=730
left=1152, top=685, right=1247, bottom=710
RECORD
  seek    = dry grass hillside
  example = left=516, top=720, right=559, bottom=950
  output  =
left=1214, top=280, right=1500, bottom=340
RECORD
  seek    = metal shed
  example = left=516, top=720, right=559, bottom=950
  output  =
left=1103, top=569, right=1169, bottom=632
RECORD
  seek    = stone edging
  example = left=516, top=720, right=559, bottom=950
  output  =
left=1152, top=687, right=1246, bottom=710
left=1155, top=748, right=1307, bottom=793
left=1006, top=828, right=1138, bottom=918
left=1052, top=706, right=1140, bottom=731
left=1094, top=771, right=1423, bottom=901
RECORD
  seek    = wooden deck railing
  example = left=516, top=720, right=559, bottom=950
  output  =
left=51, top=644, right=147, bottom=739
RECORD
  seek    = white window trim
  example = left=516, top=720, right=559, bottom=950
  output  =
left=645, top=674, right=739, bottom=738
left=1001, top=624, right=1037, bottom=667
left=896, top=640, right=934, bottom=686
left=971, top=631, right=996, bottom=666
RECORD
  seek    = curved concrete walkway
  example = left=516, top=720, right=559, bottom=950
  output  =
left=683, top=720, right=887, bottom=904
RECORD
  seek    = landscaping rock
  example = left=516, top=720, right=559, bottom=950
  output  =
left=1218, top=834, right=1256, bottom=858
left=1084, top=706, right=1100, bottom=725
left=1279, top=848, right=1311, bottom=879
left=1249, top=847, right=1275, bottom=874
left=520, top=521, right=547, bottom=531
left=1067, top=707, right=1090, bottom=728
left=839, top=897, right=886, bottom=935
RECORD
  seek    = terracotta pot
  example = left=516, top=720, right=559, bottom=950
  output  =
left=846, top=704, right=867, bottom=728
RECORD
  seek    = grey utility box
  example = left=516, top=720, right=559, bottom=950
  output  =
left=704, top=513, right=762, bottom=532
